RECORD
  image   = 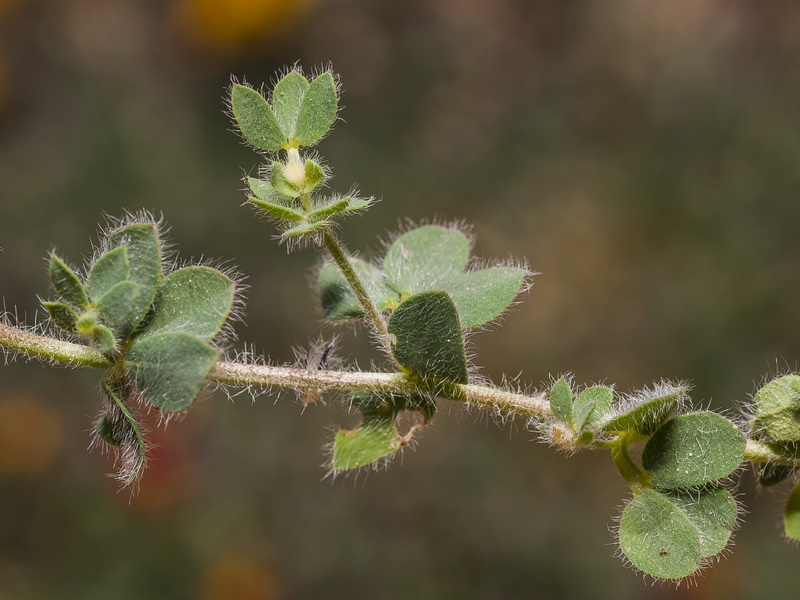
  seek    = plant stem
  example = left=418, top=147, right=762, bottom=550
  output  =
left=6, top=321, right=800, bottom=462
left=0, top=322, right=111, bottom=368
left=321, top=228, right=394, bottom=353
left=744, top=439, right=800, bottom=467
left=0, top=321, right=548, bottom=418
left=611, top=432, right=648, bottom=490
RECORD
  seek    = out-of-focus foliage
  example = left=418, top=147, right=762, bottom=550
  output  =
left=1, top=0, right=800, bottom=598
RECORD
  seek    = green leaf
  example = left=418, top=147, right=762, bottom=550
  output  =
left=752, top=374, right=800, bottom=442
left=642, top=412, right=745, bottom=488
left=95, top=414, right=123, bottom=447
left=42, top=301, right=78, bottom=331
left=573, top=386, right=614, bottom=431
left=125, top=331, right=218, bottom=412
left=759, top=463, right=795, bottom=487
left=49, top=254, right=88, bottom=308
left=249, top=197, right=305, bottom=222
left=107, top=223, right=161, bottom=336
left=270, top=160, right=301, bottom=198
left=332, top=415, right=401, bottom=471
left=137, top=266, right=235, bottom=342
left=330, top=392, right=435, bottom=471
left=247, top=176, right=304, bottom=220
left=293, top=72, right=338, bottom=146
left=383, top=226, right=470, bottom=295
left=92, top=324, right=117, bottom=355
left=306, top=197, right=349, bottom=221
left=388, top=291, right=468, bottom=386
left=281, top=220, right=330, bottom=239
left=303, top=159, right=325, bottom=192
left=442, top=266, right=526, bottom=328
left=344, top=196, right=372, bottom=212
left=272, top=70, right=309, bottom=138
left=95, top=281, right=141, bottom=327
left=86, top=246, right=129, bottom=302
left=600, top=384, right=685, bottom=435
left=784, top=479, right=800, bottom=541
left=318, top=259, right=398, bottom=322
left=230, top=84, right=286, bottom=151
left=663, top=485, right=737, bottom=558
left=549, top=377, right=573, bottom=425
left=98, top=382, right=147, bottom=485
left=75, top=310, right=98, bottom=335
left=618, top=488, right=701, bottom=580
left=247, top=177, right=288, bottom=203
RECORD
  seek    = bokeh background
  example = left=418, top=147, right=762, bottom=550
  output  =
left=1, top=1, right=799, bottom=598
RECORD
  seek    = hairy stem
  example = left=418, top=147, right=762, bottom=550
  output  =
left=5, top=321, right=798, bottom=465
left=320, top=228, right=393, bottom=354
left=0, top=321, right=547, bottom=418
left=744, top=439, right=800, bottom=467
left=0, top=322, right=111, bottom=368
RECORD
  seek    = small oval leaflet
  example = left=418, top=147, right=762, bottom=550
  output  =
left=642, top=412, right=745, bottom=488
left=387, top=291, right=468, bottom=387
left=619, top=488, right=700, bottom=579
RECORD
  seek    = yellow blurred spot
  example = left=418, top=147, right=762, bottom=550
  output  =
left=176, top=0, right=315, bottom=50
left=200, top=555, right=279, bottom=600
left=0, top=0, right=22, bottom=20
left=0, top=393, right=63, bottom=479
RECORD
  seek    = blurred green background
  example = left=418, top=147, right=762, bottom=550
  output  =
left=1, top=0, right=799, bottom=598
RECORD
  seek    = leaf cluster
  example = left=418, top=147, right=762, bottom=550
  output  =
left=43, top=217, right=238, bottom=484
left=230, top=69, right=371, bottom=242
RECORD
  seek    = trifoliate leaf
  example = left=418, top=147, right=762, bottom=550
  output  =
left=49, top=254, right=88, bottom=308
left=549, top=377, right=574, bottom=425
left=86, top=246, right=129, bottom=302
left=442, top=266, right=526, bottom=328
left=318, top=259, right=397, bottom=322
left=387, top=291, right=468, bottom=386
left=642, top=412, right=745, bottom=488
left=125, top=331, right=218, bottom=412
left=42, top=301, right=78, bottom=332
left=383, top=226, right=470, bottom=295
left=293, top=72, right=338, bottom=146
left=137, top=266, right=235, bottom=342
left=573, top=386, right=614, bottom=431
left=230, top=84, right=286, bottom=151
